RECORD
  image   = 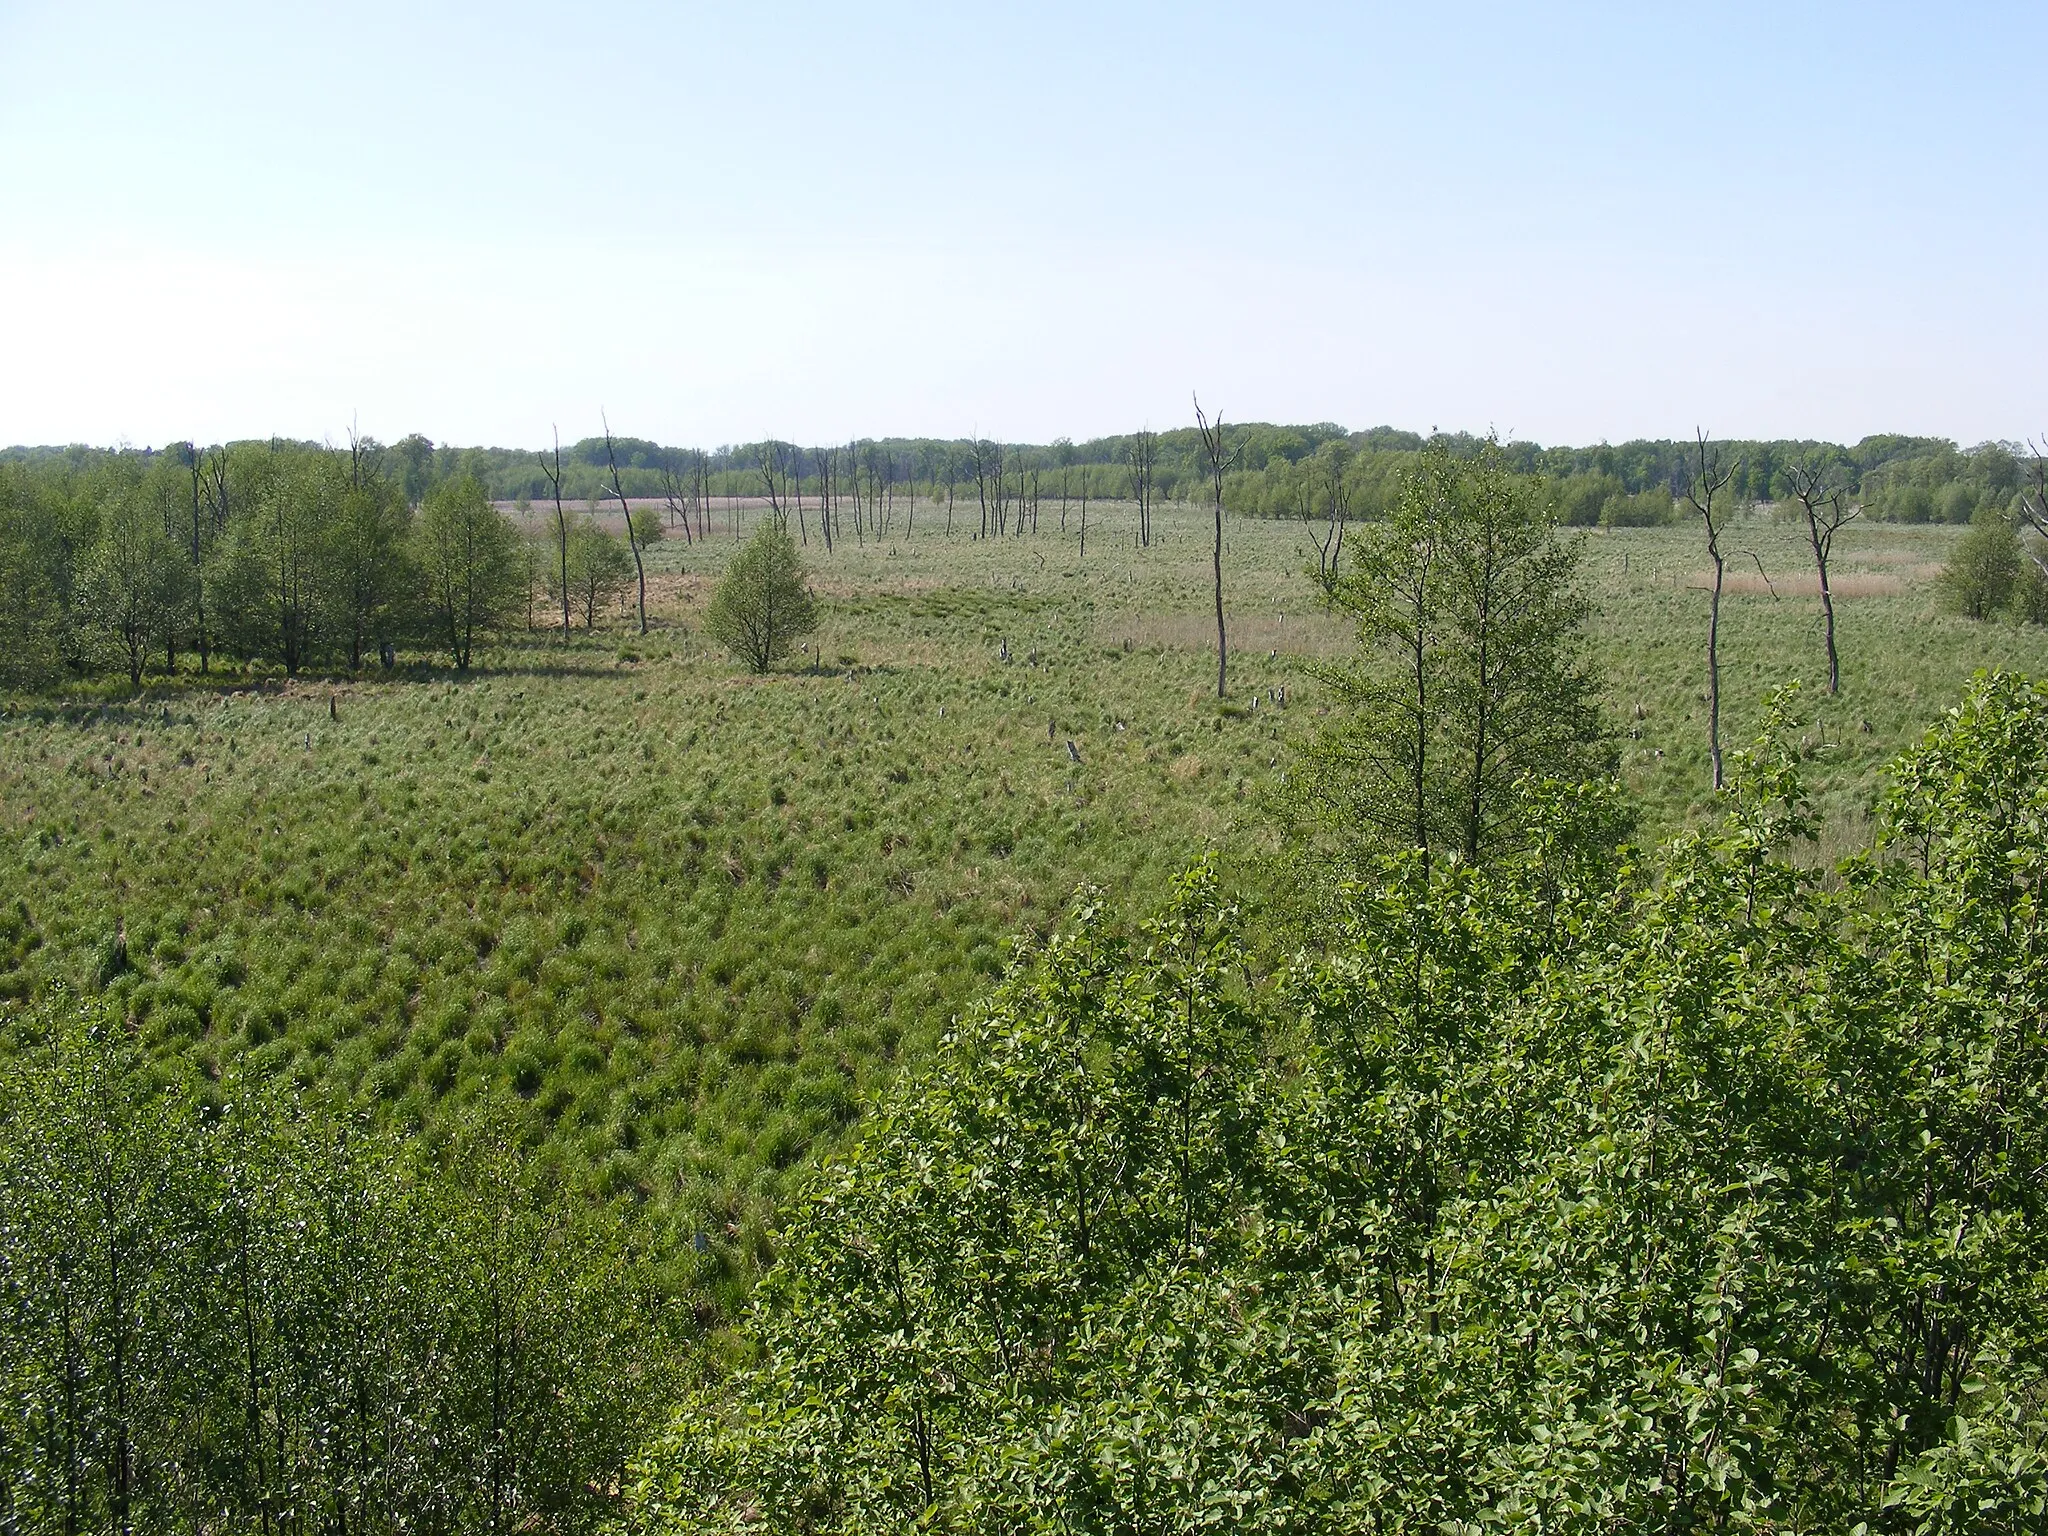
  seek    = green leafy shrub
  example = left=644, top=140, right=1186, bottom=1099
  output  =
left=1939, top=503, right=2025, bottom=619
left=703, top=523, right=818, bottom=672
left=633, top=677, right=2048, bottom=1534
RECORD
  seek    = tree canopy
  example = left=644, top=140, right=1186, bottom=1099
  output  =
left=632, top=676, right=2048, bottom=1535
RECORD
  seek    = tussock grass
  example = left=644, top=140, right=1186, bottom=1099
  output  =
left=4, top=500, right=2045, bottom=1295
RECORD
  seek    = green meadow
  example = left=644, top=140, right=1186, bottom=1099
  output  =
left=4, top=498, right=2043, bottom=1292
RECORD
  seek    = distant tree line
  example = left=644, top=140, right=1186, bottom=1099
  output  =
left=16, top=428, right=2025, bottom=555
left=0, top=1008, right=681, bottom=1535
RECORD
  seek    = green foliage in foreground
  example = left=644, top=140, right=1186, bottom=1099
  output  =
left=0, top=1022, right=683, bottom=1534
left=633, top=676, right=2048, bottom=1534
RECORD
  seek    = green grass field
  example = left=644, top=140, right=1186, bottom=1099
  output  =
left=4, top=499, right=2044, bottom=1291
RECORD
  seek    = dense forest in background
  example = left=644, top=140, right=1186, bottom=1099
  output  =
left=4, top=423, right=2032, bottom=523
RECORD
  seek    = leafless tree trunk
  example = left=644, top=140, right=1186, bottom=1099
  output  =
left=1194, top=396, right=1241, bottom=698
left=1078, top=467, right=1090, bottom=560
left=1787, top=465, right=1858, bottom=694
left=694, top=450, right=711, bottom=541
left=812, top=446, right=834, bottom=552
left=758, top=441, right=789, bottom=536
left=538, top=428, right=571, bottom=641
left=2020, top=443, right=2048, bottom=579
left=1126, top=429, right=1158, bottom=548
left=1323, top=443, right=1351, bottom=583
left=1684, top=430, right=1737, bottom=790
left=184, top=442, right=212, bottom=671
left=658, top=454, right=695, bottom=546
left=602, top=414, right=650, bottom=635
left=972, top=440, right=996, bottom=539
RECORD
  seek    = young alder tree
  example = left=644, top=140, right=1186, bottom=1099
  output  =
left=1939, top=502, right=2026, bottom=619
left=1288, top=438, right=1609, bottom=880
left=552, top=515, right=634, bottom=628
left=537, top=428, right=571, bottom=641
left=413, top=475, right=525, bottom=670
left=328, top=464, right=413, bottom=670
left=1683, top=430, right=1738, bottom=790
left=1786, top=463, right=1859, bottom=693
left=173, top=440, right=216, bottom=672
left=210, top=446, right=333, bottom=676
left=1193, top=395, right=1241, bottom=698
left=80, top=477, right=191, bottom=686
left=704, top=522, right=818, bottom=673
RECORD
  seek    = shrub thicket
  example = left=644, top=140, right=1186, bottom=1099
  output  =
left=634, top=676, right=2048, bottom=1534
left=0, top=1017, right=682, bottom=1534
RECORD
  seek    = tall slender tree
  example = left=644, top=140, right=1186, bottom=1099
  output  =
left=538, top=428, right=571, bottom=641
left=1787, top=463, right=1858, bottom=694
left=1194, top=396, right=1241, bottom=698
left=1683, top=430, right=1737, bottom=790
left=602, top=416, right=651, bottom=635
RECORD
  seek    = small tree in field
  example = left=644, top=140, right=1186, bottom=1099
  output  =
left=1286, top=438, right=1609, bottom=880
left=704, top=523, right=817, bottom=673
left=414, top=475, right=523, bottom=670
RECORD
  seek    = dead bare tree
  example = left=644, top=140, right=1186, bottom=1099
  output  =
left=658, top=453, right=695, bottom=547
left=1787, top=463, right=1858, bottom=694
left=1194, top=395, right=1242, bottom=698
left=602, top=414, right=651, bottom=635
left=1683, top=430, right=1738, bottom=791
left=538, top=427, right=571, bottom=640
left=180, top=441, right=213, bottom=671
left=1320, top=442, right=1351, bottom=585
left=972, top=439, right=997, bottom=539
left=1078, top=466, right=1090, bottom=560
left=2019, top=442, right=2048, bottom=578
left=758, top=441, right=790, bottom=536
left=1126, top=429, right=1158, bottom=547
left=810, top=446, right=834, bottom=552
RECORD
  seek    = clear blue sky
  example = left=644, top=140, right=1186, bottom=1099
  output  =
left=2, top=1, right=2041, bottom=450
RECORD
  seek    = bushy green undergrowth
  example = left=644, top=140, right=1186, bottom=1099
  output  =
left=3, top=503, right=2046, bottom=1305
left=631, top=677, right=2048, bottom=1533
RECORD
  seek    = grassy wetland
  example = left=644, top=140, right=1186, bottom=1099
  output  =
left=8, top=450, right=2048, bottom=1530
left=5, top=499, right=2042, bottom=1257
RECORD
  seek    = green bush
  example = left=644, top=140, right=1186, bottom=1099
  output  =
left=703, top=523, right=818, bottom=672
left=1939, top=503, right=2024, bottom=618
left=634, top=679, right=2048, bottom=1533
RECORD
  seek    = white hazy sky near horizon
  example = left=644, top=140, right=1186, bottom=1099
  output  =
left=0, top=0, right=2041, bottom=452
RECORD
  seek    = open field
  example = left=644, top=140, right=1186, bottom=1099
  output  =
left=4, top=500, right=2045, bottom=1289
